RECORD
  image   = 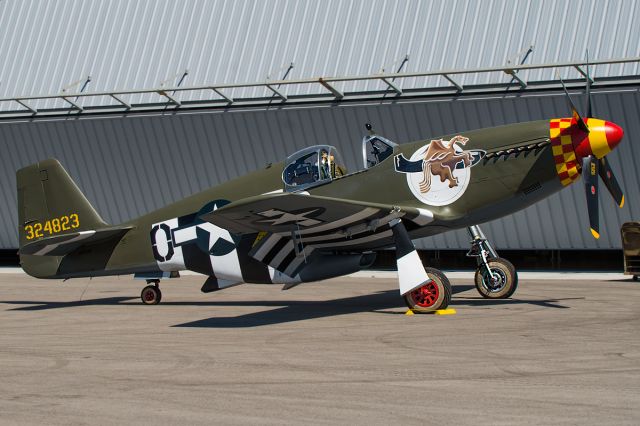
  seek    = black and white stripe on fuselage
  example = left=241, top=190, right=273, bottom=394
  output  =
left=248, top=206, right=427, bottom=277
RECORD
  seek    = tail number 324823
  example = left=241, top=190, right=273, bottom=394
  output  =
left=24, top=214, right=80, bottom=240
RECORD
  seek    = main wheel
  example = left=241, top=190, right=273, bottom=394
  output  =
left=403, top=267, right=452, bottom=313
left=474, top=257, right=518, bottom=299
left=633, top=275, right=639, bottom=282
left=141, top=285, right=162, bottom=305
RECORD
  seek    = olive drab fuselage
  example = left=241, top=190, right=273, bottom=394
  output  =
left=23, top=114, right=622, bottom=285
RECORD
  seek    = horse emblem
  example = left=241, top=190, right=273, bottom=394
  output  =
left=394, top=135, right=485, bottom=206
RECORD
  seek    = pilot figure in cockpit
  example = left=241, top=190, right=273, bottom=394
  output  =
left=319, top=149, right=331, bottom=180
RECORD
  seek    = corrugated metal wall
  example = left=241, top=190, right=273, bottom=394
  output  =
left=0, top=0, right=638, bottom=251
left=1, top=0, right=639, bottom=109
left=0, top=87, right=638, bottom=250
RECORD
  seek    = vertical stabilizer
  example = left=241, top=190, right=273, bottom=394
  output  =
left=17, top=159, right=107, bottom=248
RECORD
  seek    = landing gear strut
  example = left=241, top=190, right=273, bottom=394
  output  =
left=141, top=280, right=162, bottom=305
left=467, top=225, right=518, bottom=299
left=391, top=218, right=451, bottom=312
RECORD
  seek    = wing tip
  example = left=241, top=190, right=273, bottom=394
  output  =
left=619, top=195, right=625, bottom=208
left=590, top=228, right=600, bottom=239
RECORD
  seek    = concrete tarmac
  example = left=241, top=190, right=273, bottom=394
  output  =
left=1, top=272, right=639, bottom=425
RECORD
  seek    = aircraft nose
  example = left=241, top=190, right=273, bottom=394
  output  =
left=574, top=119, right=624, bottom=159
left=604, top=121, right=624, bottom=150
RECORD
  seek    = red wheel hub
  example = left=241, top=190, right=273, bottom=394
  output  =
left=410, top=280, right=440, bottom=308
left=144, top=289, right=155, bottom=302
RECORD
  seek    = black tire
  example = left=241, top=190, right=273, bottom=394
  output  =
left=141, top=285, right=162, bottom=305
left=633, top=275, right=639, bottom=282
left=474, top=257, right=518, bottom=299
left=403, top=267, right=452, bottom=313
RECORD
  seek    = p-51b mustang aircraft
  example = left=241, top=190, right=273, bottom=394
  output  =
left=17, top=76, right=625, bottom=312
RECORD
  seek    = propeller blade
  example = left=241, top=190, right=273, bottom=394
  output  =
left=598, top=156, right=625, bottom=208
left=582, top=156, right=600, bottom=239
left=556, top=71, right=589, bottom=133
left=585, top=49, right=592, bottom=117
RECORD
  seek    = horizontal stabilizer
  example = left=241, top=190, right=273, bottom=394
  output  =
left=19, top=226, right=132, bottom=256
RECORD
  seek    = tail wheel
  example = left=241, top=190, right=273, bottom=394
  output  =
left=403, top=267, right=452, bottom=313
left=474, top=257, right=518, bottom=299
left=141, top=285, right=162, bottom=305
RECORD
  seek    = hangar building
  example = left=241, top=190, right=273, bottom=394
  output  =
left=0, top=0, right=638, bottom=265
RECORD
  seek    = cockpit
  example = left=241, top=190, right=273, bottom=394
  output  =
left=282, top=145, right=347, bottom=192
left=362, top=135, right=398, bottom=169
left=281, top=130, right=398, bottom=192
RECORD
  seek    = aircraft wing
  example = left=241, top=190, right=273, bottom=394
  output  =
left=200, top=192, right=433, bottom=277
left=19, top=226, right=133, bottom=256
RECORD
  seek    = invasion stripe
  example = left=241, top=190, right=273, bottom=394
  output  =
left=295, top=210, right=402, bottom=244
left=276, top=250, right=297, bottom=273
left=261, top=237, right=290, bottom=265
left=269, top=240, right=295, bottom=267
left=252, top=234, right=282, bottom=260
left=298, top=224, right=391, bottom=247
left=292, top=207, right=379, bottom=235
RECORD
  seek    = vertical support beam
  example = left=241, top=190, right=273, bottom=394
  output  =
left=62, top=96, right=83, bottom=111
left=504, top=70, right=527, bottom=88
left=15, top=99, right=37, bottom=114
left=211, top=88, right=234, bottom=103
left=318, top=78, right=344, bottom=100
left=574, top=65, right=594, bottom=83
left=442, top=74, right=463, bottom=91
left=265, top=84, right=287, bottom=101
left=380, top=77, right=402, bottom=95
left=158, top=91, right=181, bottom=106
left=110, top=94, right=131, bottom=109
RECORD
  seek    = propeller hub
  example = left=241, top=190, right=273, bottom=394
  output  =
left=574, top=119, right=624, bottom=159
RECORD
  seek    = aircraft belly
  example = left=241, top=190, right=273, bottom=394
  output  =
left=210, top=245, right=243, bottom=281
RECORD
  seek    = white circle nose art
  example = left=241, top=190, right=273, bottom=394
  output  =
left=403, top=136, right=482, bottom=207
left=154, top=226, right=170, bottom=258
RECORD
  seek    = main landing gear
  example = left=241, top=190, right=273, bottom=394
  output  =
left=466, top=225, right=518, bottom=299
left=141, top=280, right=162, bottom=305
left=391, top=218, right=451, bottom=313
left=402, top=267, right=452, bottom=313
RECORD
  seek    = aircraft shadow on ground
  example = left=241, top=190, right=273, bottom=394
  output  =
left=174, top=285, right=575, bottom=328
left=1, top=285, right=575, bottom=327
left=3, top=296, right=135, bottom=311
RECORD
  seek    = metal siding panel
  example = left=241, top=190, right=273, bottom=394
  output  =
left=2, top=0, right=640, bottom=106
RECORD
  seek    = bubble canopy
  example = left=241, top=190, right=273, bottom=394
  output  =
left=282, top=145, right=347, bottom=192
